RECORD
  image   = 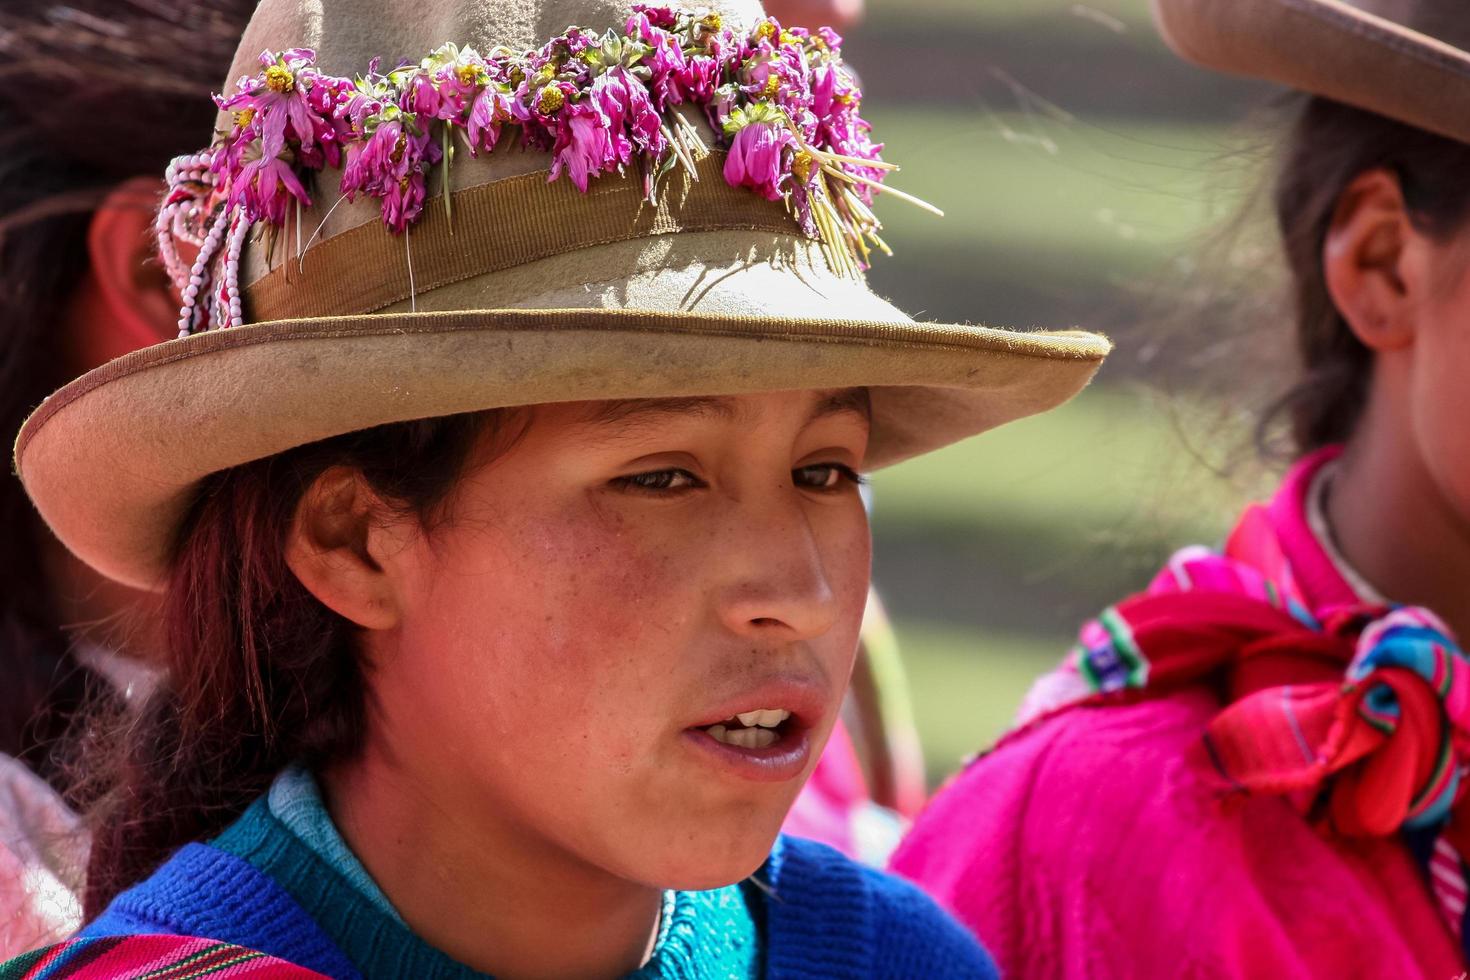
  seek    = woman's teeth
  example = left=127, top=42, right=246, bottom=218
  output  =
left=737, top=708, right=790, bottom=727
left=707, top=725, right=777, bottom=748
left=705, top=708, right=792, bottom=749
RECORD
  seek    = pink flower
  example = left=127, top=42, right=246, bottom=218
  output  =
left=341, top=118, right=398, bottom=197
left=551, top=102, right=615, bottom=191
left=404, top=71, right=443, bottom=118
left=380, top=164, right=431, bottom=231
left=678, top=53, right=721, bottom=104
left=466, top=84, right=515, bottom=154
left=543, top=27, right=598, bottom=63
left=230, top=152, right=310, bottom=224
left=216, top=49, right=324, bottom=160
left=628, top=4, right=677, bottom=30
left=740, top=38, right=809, bottom=113
left=591, top=66, right=664, bottom=164
left=808, top=63, right=837, bottom=118
left=428, top=46, right=495, bottom=122
left=641, top=27, right=688, bottom=109
left=723, top=117, right=789, bottom=201
left=341, top=110, right=441, bottom=232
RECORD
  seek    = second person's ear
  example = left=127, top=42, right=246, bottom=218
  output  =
left=1323, top=168, right=1424, bottom=353
left=66, top=177, right=182, bottom=377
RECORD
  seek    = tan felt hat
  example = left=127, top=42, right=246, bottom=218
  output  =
left=1152, top=0, right=1470, bottom=144
left=15, top=0, right=1110, bottom=590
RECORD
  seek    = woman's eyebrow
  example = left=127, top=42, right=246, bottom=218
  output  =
left=579, top=389, right=869, bottom=436
left=581, top=396, right=741, bottom=434
left=810, top=388, right=872, bottom=424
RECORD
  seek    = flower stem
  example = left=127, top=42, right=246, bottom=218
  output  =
left=820, top=162, right=943, bottom=217
left=442, top=124, right=454, bottom=234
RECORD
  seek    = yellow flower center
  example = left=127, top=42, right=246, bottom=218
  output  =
left=792, top=151, right=815, bottom=183
left=763, top=74, right=780, bottom=98
left=535, top=65, right=556, bottom=84
left=509, top=66, right=526, bottom=87
left=537, top=86, right=565, bottom=114
left=779, top=31, right=798, bottom=46
left=834, top=92, right=855, bottom=105
left=700, top=13, right=723, bottom=32
left=264, top=64, right=295, bottom=93
left=233, top=107, right=256, bottom=129
left=456, top=63, right=484, bottom=86
left=755, top=21, right=777, bottom=43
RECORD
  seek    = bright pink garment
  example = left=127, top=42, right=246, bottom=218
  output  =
left=891, top=449, right=1467, bottom=977
left=783, top=718, right=867, bottom=856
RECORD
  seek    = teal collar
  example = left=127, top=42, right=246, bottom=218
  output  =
left=212, top=771, right=763, bottom=979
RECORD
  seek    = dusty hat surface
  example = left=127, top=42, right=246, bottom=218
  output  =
left=1153, top=0, right=1470, bottom=144
left=16, top=0, right=1110, bottom=590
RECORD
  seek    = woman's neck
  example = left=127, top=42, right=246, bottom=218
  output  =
left=1327, top=388, right=1470, bottom=642
left=321, top=748, right=664, bottom=980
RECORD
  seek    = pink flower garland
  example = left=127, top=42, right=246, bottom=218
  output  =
left=160, top=5, right=933, bottom=337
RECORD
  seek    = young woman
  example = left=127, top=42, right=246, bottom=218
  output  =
left=0, top=1, right=914, bottom=960
left=892, top=1, right=1470, bottom=975
left=4, top=0, right=1107, bottom=975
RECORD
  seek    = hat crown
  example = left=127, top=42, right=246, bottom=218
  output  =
left=195, top=0, right=907, bottom=330
left=225, top=0, right=764, bottom=90
left=219, top=0, right=771, bottom=261
left=1349, top=0, right=1470, bottom=50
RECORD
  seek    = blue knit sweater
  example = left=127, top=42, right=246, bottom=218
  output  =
left=83, top=796, right=995, bottom=978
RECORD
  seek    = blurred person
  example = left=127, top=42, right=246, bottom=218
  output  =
left=0, top=0, right=256, bottom=957
left=893, top=1, right=1470, bottom=975
left=764, top=0, right=863, bottom=31
left=2, top=0, right=1109, bottom=974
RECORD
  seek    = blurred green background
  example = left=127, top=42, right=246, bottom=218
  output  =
left=841, top=0, right=1293, bottom=785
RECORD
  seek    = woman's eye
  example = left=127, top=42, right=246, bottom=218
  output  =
left=613, top=468, right=703, bottom=493
left=794, top=463, right=864, bottom=491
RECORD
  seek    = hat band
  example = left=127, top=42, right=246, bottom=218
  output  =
left=244, top=150, right=809, bottom=322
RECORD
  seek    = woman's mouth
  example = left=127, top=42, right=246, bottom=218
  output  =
left=683, top=688, right=822, bottom=783
left=702, top=708, right=792, bottom=749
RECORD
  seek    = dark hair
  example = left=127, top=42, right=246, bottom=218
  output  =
left=1268, top=96, right=1470, bottom=454
left=0, top=2, right=257, bottom=785
left=79, top=411, right=519, bottom=916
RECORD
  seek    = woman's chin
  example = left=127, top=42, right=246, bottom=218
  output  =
left=631, top=821, right=788, bottom=892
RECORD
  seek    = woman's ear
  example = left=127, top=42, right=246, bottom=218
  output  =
left=285, top=467, right=408, bottom=631
left=1323, top=168, right=1424, bottom=353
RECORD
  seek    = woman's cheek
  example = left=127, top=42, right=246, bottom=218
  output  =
left=1415, top=307, right=1470, bottom=518
left=824, top=502, right=873, bottom=606
left=440, top=517, right=689, bottom=717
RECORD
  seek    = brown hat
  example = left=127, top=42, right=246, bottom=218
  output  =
left=1152, top=0, right=1470, bottom=144
left=15, top=0, right=1110, bottom=590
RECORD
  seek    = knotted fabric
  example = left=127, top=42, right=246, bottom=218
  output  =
left=1014, top=447, right=1470, bottom=947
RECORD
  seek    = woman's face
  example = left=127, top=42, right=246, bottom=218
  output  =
left=1409, top=227, right=1470, bottom=521
left=359, top=388, right=871, bottom=889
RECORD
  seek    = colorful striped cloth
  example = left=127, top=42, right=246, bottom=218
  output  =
left=0, top=935, right=327, bottom=979
left=1014, top=447, right=1470, bottom=950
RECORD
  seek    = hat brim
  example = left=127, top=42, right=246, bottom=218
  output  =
left=17, top=308, right=1107, bottom=590
left=1152, top=0, right=1470, bottom=144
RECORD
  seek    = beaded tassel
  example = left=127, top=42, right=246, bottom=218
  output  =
left=156, top=151, right=214, bottom=292
left=177, top=205, right=231, bottom=339
left=223, top=213, right=250, bottom=329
